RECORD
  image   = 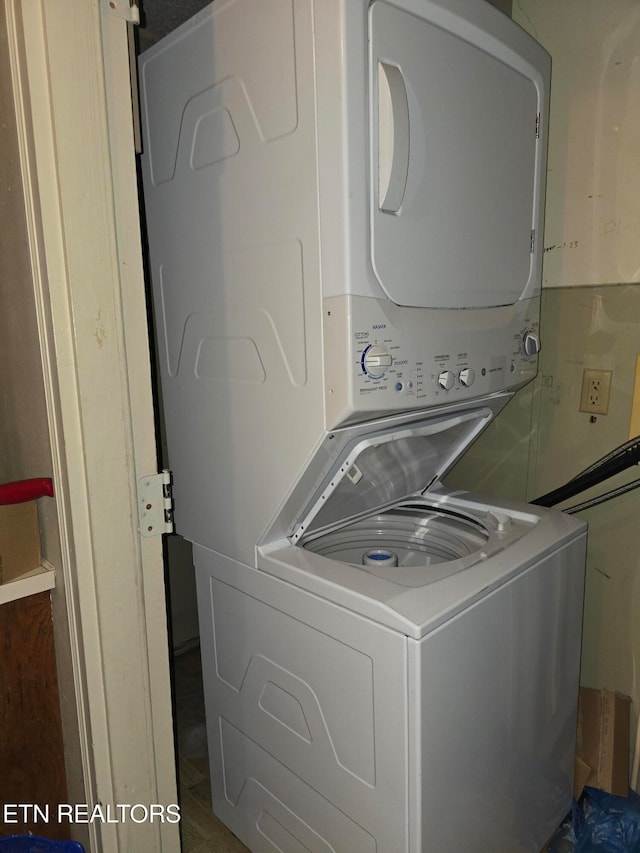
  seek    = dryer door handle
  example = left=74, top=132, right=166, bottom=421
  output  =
left=378, top=61, right=410, bottom=214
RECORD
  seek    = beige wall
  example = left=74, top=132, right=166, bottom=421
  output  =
left=448, top=1, right=640, bottom=775
left=514, top=0, right=640, bottom=288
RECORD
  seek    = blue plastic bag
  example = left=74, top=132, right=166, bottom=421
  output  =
left=548, top=788, right=640, bottom=852
left=574, top=788, right=640, bottom=853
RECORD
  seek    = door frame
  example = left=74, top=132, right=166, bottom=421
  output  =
left=5, top=1, right=179, bottom=850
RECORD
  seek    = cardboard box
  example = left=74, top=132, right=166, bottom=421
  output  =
left=575, top=687, right=631, bottom=798
left=573, top=756, right=592, bottom=800
left=0, top=501, right=41, bottom=585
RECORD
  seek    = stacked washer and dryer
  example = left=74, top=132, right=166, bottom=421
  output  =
left=139, top=1, right=587, bottom=850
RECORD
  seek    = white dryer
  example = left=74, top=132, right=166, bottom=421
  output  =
left=139, top=0, right=587, bottom=850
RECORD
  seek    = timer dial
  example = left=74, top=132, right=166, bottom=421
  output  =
left=522, top=330, right=541, bottom=356
left=362, top=344, right=393, bottom=378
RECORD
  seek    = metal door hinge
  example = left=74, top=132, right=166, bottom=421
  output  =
left=101, top=0, right=140, bottom=24
left=535, top=112, right=541, bottom=139
left=530, top=229, right=536, bottom=253
left=138, top=470, right=174, bottom=537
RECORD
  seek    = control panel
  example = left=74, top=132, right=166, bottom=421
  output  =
left=323, top=294, right=542, bottom=426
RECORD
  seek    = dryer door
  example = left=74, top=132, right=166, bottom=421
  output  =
left=370, top=0, right=548, bottom=309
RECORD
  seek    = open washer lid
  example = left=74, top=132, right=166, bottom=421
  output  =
left=289, top=407, right=493, bottom=544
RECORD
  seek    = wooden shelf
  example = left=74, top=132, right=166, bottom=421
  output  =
left=0, top=584, right=69, bottom=837
left=0, top=559, right=55, bottom=605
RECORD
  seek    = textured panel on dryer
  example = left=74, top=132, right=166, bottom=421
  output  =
left=139, top=0, right=324, bottom=563
left=190, top=105, right=240, bottom=171
left=158, top=239, right=305, bottom=384
left=140, top=0, right=297, bottom=186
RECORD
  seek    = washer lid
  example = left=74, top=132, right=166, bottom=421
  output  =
left=290, top=407, right=492, bottom=543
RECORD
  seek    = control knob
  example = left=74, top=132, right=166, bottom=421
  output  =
left=522, top=330, right=541, bottom=357
left=436, top=370, right=455, bottom=391
left=458, top=368, right=475, bottom=388
left=362, top=344, right=393, bottom=378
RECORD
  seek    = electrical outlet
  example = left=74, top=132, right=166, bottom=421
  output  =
left=580, top=368, right=612, bottom=415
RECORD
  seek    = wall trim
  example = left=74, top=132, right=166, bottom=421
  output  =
left=6, top=1, right=179, bottom=849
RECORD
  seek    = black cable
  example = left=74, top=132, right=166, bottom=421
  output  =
left=571, top=436, right=640, bottom=481
left=532, top=442, right=640, bottom=507
left=564, top=477, right=640, bottom=515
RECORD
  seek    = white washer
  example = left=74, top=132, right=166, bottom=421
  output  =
left=194, top=403, right=585, bottom=852
left=139, top=1, right=586, bottom=850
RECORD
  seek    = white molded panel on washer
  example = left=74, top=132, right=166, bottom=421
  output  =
left=195, top=547, right=409, bottom=851
left=370, top=0, right=545, bottom=308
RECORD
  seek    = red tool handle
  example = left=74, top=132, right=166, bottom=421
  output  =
left=0, top=478, right=54, bottom=505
